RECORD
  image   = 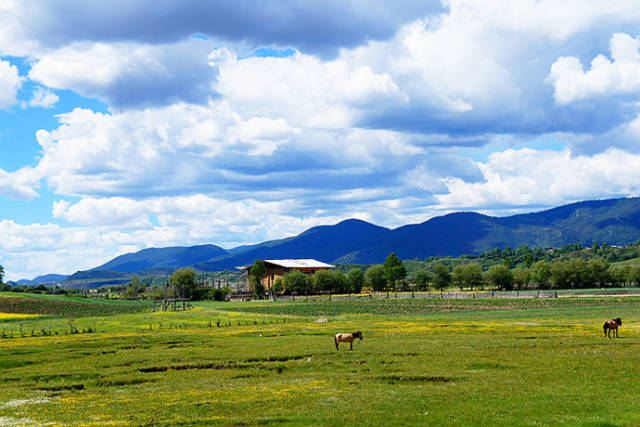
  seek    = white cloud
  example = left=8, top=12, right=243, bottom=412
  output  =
left=28, top=86, right=59, bottom=108
left=12, top=103, right=424, bottom=200
left=0, top=167, right=40, bottom=199
left=1, top=195, right=354, bottom=280
left=0, top=59, right=21, bottom=109
left=443, top=0, right=640, bottom=42
left=216, top=50, right=405, bottom=128
left=548, top=33, right=640, bottom=105
left=436, top=148, right=640, bottom=209
left=28, top=39, right=218, bottom=108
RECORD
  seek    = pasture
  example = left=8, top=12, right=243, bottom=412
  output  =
left=1, top=293, right=640, bottom=426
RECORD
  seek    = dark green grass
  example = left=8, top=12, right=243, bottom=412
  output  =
left=216, top=296, right=640, bottom=318
left=0, top=292, right=151, bottom=318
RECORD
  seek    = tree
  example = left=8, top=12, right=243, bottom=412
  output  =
left=0, top=264, right=4, bottom=285
left=282, top=270, right=312, bottom=295
left=272, top=277, right=284, bottom=295
left=383, top=253, right=406, bottom=293
left=550, top=260, right=571, bottom=289
left=249, top=260, right=267, bottom=297
left=452, top=263, right=483, bottom=291
left=170, top=268, right=197, bottom=299
left=312, top=270, right=346, bottom=294
left=530, top=260, right=551, bottom=289
left=126, top=276, right=145, bottom=299
left=629, top=266, right=640, bottom=286
left=432, top=263, right=451, bottom=291
left=486, top=264, right=513, bottom=290
left=414, top=269, right=431, bottom=291
left=365, top=265, right=387, bottom=292
left=452, top=265, right=466, bottom=290
left=587, top=258, right=610, bottom=288
left=346, top=268, right=365, bottom=294
left=512, top=267, right=531, bottom=290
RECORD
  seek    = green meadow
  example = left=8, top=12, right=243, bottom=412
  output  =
left=1, top=293, right=639, bottom=426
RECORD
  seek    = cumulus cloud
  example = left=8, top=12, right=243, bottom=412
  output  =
left=9, top=103, right=434, bottom=201
left=216, top=50, right=406, bottom=128
left=436, top=148, right=640, bottom=209
left=0, top=59, right=21, bottom=108
left=2, top=1, right=442, bottom=57
left=29, top=39, right=218, bottom=108
left=0, top=167, right=40, bottom=199
left=548, top=33, right=640, bottom=105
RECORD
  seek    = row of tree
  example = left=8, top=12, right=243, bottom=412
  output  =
left=414, top=258, right=640, bottom=291
left=249, top=251, right=640, bottom=296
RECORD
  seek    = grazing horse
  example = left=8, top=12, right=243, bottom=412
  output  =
left=603, top=318, right=622, bottom=338
left=334, top=331, right=363, bottom=351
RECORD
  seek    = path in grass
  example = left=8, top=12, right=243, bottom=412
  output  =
left=0, top=296, right=638, bottom=426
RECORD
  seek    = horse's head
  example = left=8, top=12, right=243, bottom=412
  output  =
left=353, top=331, right=363, bottom=340
left=615, top=318, right=622, bottom=326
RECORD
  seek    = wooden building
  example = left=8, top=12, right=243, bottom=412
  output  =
left=239, top=259, right=335, bottom=290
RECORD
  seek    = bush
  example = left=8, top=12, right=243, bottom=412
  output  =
left=212, top=288, right=230, bottom=301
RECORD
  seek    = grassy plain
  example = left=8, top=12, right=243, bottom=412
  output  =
left=1, top=293, right=639, bottom=426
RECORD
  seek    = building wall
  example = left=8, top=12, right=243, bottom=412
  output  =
left=260, top=266, right=331, bottom=290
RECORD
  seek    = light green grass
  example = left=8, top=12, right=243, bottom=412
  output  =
left=0, top=295, right=638, bottom=426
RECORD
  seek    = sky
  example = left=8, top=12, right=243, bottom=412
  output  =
left=2, top=1, right=640, bottom=280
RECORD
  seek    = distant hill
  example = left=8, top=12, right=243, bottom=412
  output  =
left=339, top=198, right=640, bottom=262
left=14, top=274, right=69, bottom=286
left=32, top=274, right=69, bottom=284
left=51, top=197, right=640, bottom=286
left=195, top=197, right=640, bottom=267
left=195, top=219, right=391, bottom=270
left=93, top=244, right=228, bottom=273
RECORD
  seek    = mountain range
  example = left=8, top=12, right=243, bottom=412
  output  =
left=19, top=197, right=640, bottom=285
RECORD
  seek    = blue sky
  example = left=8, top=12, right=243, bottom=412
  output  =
left=2, top=1, right=640, bottom=279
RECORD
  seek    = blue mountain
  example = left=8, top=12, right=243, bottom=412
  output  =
left=62, top=197, right=640, bottom=279
left=93, top=244, right=228, bottom=273
left=195, top=219, right=391, bottom=270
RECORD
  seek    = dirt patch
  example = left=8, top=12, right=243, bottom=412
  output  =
left=37, top=383, right=85, bottom=392
left=96, top=378, right=155, bottom=387
left=139, top=362, right=245, bottom=373
left=0, top=398, right=50, bottom=409
left=380, top=375, right=453, bottom=384
left=0, top=417, right=36, bottom=426
left=31, top=373, right=98, bottom=383
left=243, top=354, right=312, bottom=363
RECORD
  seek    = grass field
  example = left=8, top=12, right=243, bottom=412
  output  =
left=1, top=293, right=639, bottom=426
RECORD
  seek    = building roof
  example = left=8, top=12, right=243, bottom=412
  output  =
left=238, top=259, right=335, bottom=270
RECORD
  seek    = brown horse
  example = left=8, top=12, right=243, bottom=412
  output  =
left=603, top=318, right=622, bottom=338
left=334, top=331, right=363, bottom=351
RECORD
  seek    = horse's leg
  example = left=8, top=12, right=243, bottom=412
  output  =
left=350, top=341, right=353, bottom=350
left=335, top=337, right=339, bottom=351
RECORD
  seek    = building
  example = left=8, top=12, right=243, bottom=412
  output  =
left=238, top=259, right=335, bottom=290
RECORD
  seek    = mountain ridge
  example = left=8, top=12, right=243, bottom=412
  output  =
left=25, top=197, right=640, bottom=283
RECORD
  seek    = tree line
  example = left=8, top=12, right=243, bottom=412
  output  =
left=410, top=256, right=640, bottom=291
left=249, top=249, right=640, bottom=296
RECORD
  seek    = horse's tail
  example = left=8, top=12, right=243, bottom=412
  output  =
left=334, top=335, right=339, bottom=351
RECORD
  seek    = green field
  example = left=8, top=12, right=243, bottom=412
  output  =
left=1, top=293, right=639, bottom=426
